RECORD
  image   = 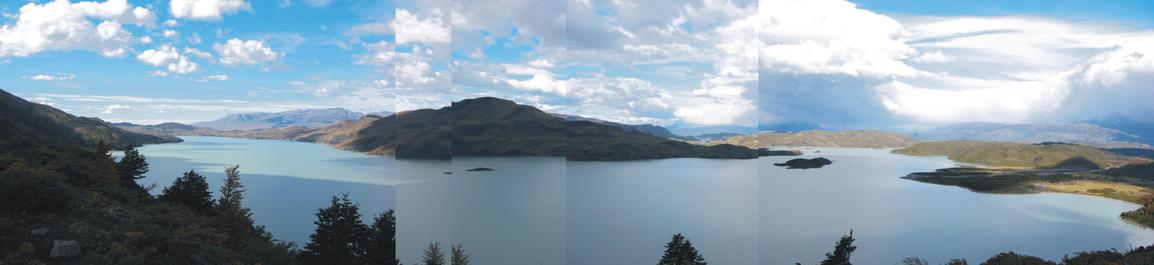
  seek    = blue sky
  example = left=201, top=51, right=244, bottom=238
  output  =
left=1, top=0, right=1152, bottom=133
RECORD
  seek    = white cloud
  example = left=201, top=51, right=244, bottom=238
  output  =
left=184, top=47, right=214, bottom=60
left=1073, top=37, right=1154, bottom=87
left=394, top=47, right=446, bottom=87
left=759, top=0, right=917, bottom=78
left=137, top=45, right=181, bottom=66
left=102, top=104, right=131, bottom=114
left=201, top=74, right=231, bottom=81
left=876, top=79, right=1067, bottom=124
left=167, top=58, right=199, bottom=74
left=137, top=45, right=198, bottom=74
left=0, top=0, right=156, bottom=58
left=169, top=0, right=251, bottom=20
left=23, top=73, right=75, bottom=81
left=911, top=50, right=954, bottom=64
left=355, top=41, right=394, bottom=66
left=393, top=9, right=450, bottom=44
left=504, top=64, right=570, bottom=96
left=214, top=38, right=279, bottom=65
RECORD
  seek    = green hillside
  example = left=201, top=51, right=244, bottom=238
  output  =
left=893, top=141, right=1147, bottom=169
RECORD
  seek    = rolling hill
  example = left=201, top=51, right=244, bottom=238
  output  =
left=892, top=141, right=1148, bottom=169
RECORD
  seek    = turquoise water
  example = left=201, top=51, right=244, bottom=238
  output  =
left=136, top=137, right=1154, bottom=264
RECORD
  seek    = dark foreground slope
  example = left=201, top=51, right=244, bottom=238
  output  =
left=0, top=89, right=180, bottom=148
left=0, top=92, right=293, bottom=263
left=286, top=97, right=757, bottom=160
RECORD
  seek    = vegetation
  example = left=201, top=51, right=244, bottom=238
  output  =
left=774, top=157, right=833, bottom=169
left=892, top=141, right=1147, bottom=169
left=158, top=170, right=214, bottom=215
left=366, top=210, right=399, bottom=265
left=819, top=231, right=856, bottom=265
left=657, top=233, right=707, bottom=265
left=115, top=146, right=149, bottom=185
left=300, top=194, right=371, bottom=265
left=450, top=244, right=469, bottom=265
left=423, top=242, right=446, bottom=265
left=0, top=147, right=295, bottom=263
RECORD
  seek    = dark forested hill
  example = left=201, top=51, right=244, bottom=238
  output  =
left=0, top=89, right=180, bottom=149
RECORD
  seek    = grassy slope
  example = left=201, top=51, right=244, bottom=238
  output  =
left=893, top=141, right=1148, bottom=169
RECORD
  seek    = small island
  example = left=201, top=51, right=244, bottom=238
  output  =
left=465, top=167, right=494, bottom=172
left=774, top=157, right=833, bottom=169
left=758, top=148, right=802, bottom=157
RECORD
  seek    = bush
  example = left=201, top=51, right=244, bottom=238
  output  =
left=0, top=165, right=75, bottom=213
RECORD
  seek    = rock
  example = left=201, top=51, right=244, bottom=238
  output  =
left=465, top=167, right=494, bottom=172
left=443, top=171, right=452, bottom=174
left=774, top=157, right=833, bottom=169
left=30, top=228, right=48, bottom=236
left=49, top=240, right=80, bottom=258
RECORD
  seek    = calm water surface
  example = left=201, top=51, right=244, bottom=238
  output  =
left=136, top=137, right=1154, bottom=264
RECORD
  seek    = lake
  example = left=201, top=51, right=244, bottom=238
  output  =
left=136, top=137, right=1154, bottom=264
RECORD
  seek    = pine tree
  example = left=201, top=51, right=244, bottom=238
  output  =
left=158, top=170, right=214, bottom=215
left=367, top=209, right=399, bottom=265
left=657, top=233, right=707, bottom=265
left=423, top=242, right=446, bottom=265
left=87, top=140, right=120, bottom=188
left=300, top=193, right=371, bottom=265
left=451, top=244, right=470, bottom=265
left=116, top=145, right=149, bottom=183
left=214, top=165, right=256, bottom=244
left=820, top=231, right=857, bottom=265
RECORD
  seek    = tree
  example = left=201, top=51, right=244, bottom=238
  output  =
left=657, top=233, right=707, bottom=265
left=213, top=165, right=256, bottom=244
left=300, top=194, right=371, bottom=265
left=116, top=145, right=149, bottom=183
left=901, top=257, right=929, bottom=265
left=367, top=209, right=399, bottom=265
left=87, top=139, right=120, bottom=188
left=820, top=231, right=857, bottom=265
left=945, top=259, right=968, bottom=265
left=423, top=242, right=446, bottom=265
left=981, top=252, right=1055, bottom=265
left=158, top=170, right=214, bottom=215
left=451, top=244, right=469, bottom=265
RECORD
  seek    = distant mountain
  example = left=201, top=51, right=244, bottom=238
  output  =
left=1088, top=114, right=1154, bottom=145
left=551, top=113, right=683, bottom=139
left=666, top=124, right=758, bottom=137
left=0, top=89, right=180, bottom=148
left=191, top=108, right=364, bottom=130
left=693, top=133, right=743, bottom=142
left=366, top=110, right=394, bottom=117
left=916, top=122, right=1150, bottom=149
left=760, top=122, right=822, bottom=133
left=710, top=130, right=915, bottom=149
left=265, top=97, right=756, bottom=160
left=116, top=122, right=213, bottom=136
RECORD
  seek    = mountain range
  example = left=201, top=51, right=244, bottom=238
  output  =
left=190, top=108, right=391, bottom=130
left=709, top=130, right=917, bottom=149
left=180, top=97, right=758, bottom=161
left=0, top=89, right=179, bottom=149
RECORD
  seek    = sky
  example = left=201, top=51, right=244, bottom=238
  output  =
left=1, top=0, right=1151, bottom=133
